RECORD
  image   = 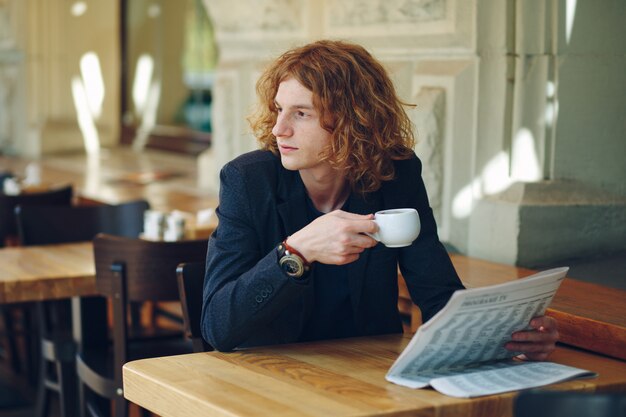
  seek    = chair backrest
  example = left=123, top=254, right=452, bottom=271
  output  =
left=177, top=262, right=212, bottom=352
left=93, top=234, right=209, bottom=303
left=15, top=199, right=149, bottom=245
left=514, top=391, right=626, bottom=417
left=0, top=184, right=72, bottom=246
left=74, top=234, right=208, bottom=415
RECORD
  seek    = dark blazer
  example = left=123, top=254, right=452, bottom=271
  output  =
left=202, top=150, right=463, bottom=351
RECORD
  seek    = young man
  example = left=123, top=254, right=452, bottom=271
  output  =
left=201, top=40, right=558, bottom=358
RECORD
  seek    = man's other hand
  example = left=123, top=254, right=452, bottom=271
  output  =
left=506, top=315, right=559, bottom=361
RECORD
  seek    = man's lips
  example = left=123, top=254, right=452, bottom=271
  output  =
left=278, top=144, right=298, bottom=153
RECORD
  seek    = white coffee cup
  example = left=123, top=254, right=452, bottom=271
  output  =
left=367, top=208, right=420, bottom=248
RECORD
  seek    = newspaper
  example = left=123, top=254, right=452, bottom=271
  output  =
left=386, top=267, right=596, bottom=397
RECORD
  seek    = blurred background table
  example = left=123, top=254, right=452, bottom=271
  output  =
left=0, top=242, right=95, bottom=304
left=0, top=146, right=218, bottom=213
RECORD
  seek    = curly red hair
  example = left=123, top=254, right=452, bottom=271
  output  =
left=249, top=40, right=415, bottom=194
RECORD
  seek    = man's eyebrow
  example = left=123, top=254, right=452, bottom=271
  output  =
left=273, top=101, right=315, bottom=110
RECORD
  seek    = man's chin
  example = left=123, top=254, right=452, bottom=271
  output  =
left=279, top=156, right=300, bottom=171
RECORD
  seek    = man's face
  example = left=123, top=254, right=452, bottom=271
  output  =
left=272, top=77, right=333, bottom=175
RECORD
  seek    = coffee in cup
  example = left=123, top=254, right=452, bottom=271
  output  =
left=367, top=208, right=420, bottom=248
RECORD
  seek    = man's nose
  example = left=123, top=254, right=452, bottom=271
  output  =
left=272, top=114, right=292, bottom=137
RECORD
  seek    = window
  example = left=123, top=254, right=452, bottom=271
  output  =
left=121, top=0, right=217, bottom=154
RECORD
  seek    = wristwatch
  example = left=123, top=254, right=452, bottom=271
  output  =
left=277, top=240, right=310, bottom=279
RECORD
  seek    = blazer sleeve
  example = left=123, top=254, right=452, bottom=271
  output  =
left=201, top=162, right=309, bottom=351
left=394, top=155, right=465, bottom=322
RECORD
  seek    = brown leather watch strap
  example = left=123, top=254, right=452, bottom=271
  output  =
left=283, top=239, right=311, bottom=267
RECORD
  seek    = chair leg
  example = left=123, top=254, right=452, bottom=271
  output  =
left=113, top=396, right=128, bottom=417
left=82, top=388, right=111, bottom=417
left=34, top=355, right=50, bottom=417
left=77, top=381, right=87, bottom=417
left=33, top=300, right=79, bottom=417
left=25, top=305, right=41, bottom=385
left=1, top=308, right=22, bottom=373
left=56, top=358, right=78, bottom=417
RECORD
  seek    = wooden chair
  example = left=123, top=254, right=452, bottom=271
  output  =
left=176, top=262, right=213, bottom=352
left=0, top=184, right=73, bottom=247
left=14, top=200, right=149, bottom=417
left=0, top=185, right=73, bottom=389
left=15, top=200, right=149, bottom=244
left=75, top=234, right=208, bottom=417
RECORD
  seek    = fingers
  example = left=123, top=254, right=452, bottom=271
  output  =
left=330, top=210, right=374, bottom=220
left=330, top=211, right=378, bottom=235
left=521, top=352, right=552, bottom=361
left=333, top=252, right=361, bottom=265
left=510, top=328, right=559, bottom=344
left=530, top=315, right=558, bottom=332
left=505, top=315, right=559, bottom=361
left=288, top=211, right=379, bottom=264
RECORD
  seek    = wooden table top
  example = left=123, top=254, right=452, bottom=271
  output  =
left=123, top=333, right=626, bottom=417
left=0, top=242, right=96, bottom=303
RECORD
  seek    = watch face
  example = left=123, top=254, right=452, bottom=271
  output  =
left=280, top=255, right=304, bottom=277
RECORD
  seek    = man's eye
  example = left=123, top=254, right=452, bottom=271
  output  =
left=297, top=111, right=307, bottom=118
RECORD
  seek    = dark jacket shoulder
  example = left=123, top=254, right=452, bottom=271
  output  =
left=225, top=149, right=280, bottom=172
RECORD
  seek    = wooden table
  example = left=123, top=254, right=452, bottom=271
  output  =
left=123, top=334, right=626, bottom=417
left=2, top=241, right=623, bottom=360
left=0, top=241, right=96, bottom=416
left=0, top=242, right=96, bottom=304
left=1, top=148, right=220, bottom=304
left=0, top=146, right=218, bottom=213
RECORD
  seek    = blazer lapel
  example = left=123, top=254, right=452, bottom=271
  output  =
left=275, top=169, right=314, bottom=328
left=276, top=170, right=309, bottom=237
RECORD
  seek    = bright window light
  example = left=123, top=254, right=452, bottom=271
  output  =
left=80, top=52, right=105, bottom=118
left=566, top=0, right=577, bottom=44
left=71, top=77, right=100, bottom=154
left=132, top=54, right=154, bottom=114
left=512, top=128, right=541, bottom=181
left=71, top=1, right=87, bottom=16
left=482, top=151, right=513, bottom=195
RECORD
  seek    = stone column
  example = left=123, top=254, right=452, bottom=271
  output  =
left=0, top=0, right=26, bottom=155
left=470, top=0, right=626, bottom=266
